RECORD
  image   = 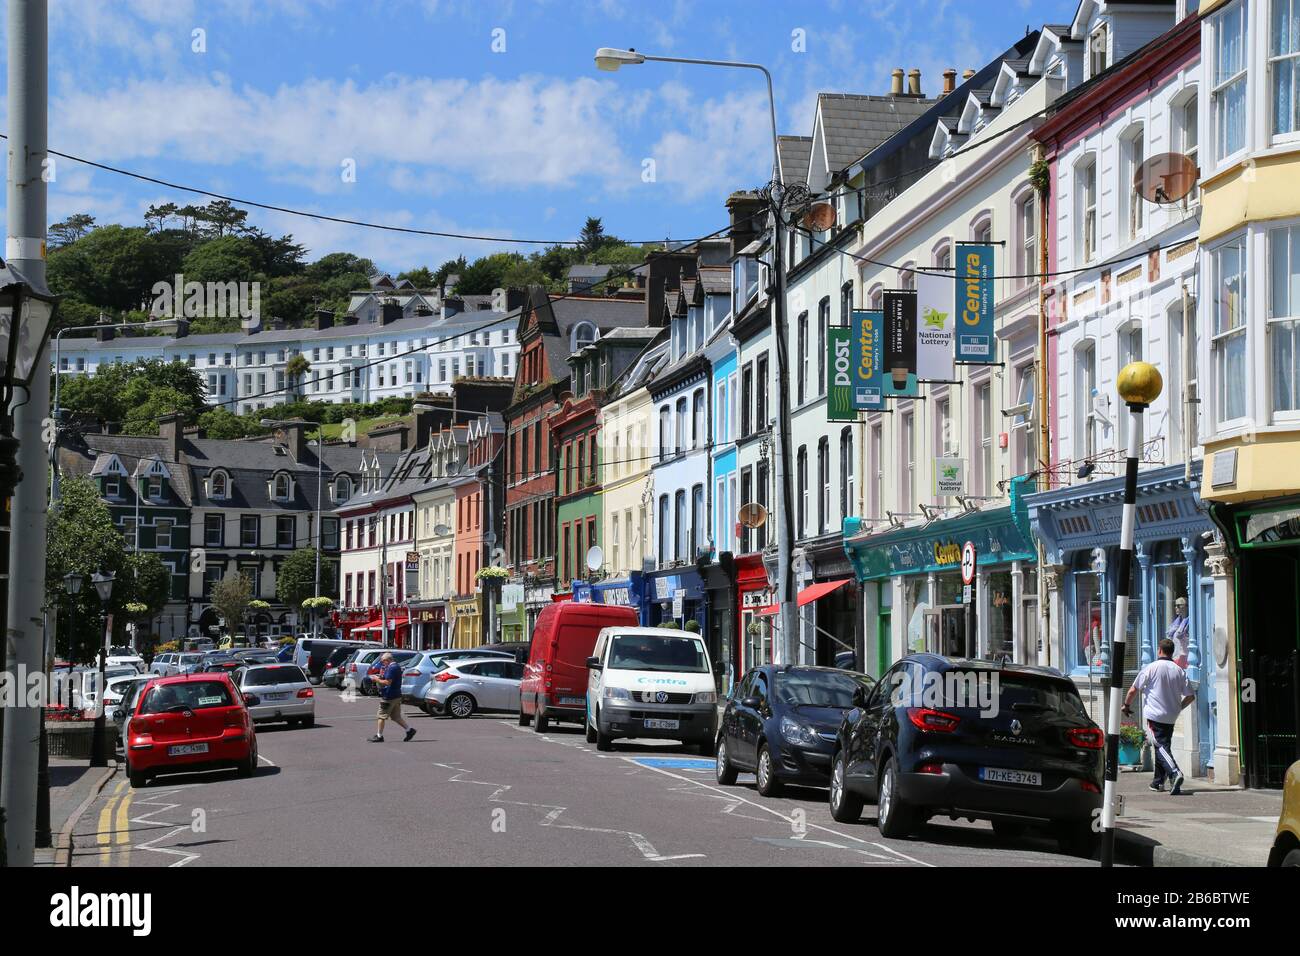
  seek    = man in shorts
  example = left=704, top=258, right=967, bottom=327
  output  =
left=369, top=652, right=416, bottom=743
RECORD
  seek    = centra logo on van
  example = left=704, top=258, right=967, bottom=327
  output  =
left=635, top=677, right=687, bottom=686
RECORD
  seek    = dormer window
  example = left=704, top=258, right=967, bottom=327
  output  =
left=273, top=472, right=292, bottom=501
left=148, top=477, right=163, bottom=500
left=1089, top=22, right=1109, bottom=79
left=335, top=475, right=353, bottom=502
left=571, top=321, right=597, bottom=352
left=211, top=470, right=229, bottom=500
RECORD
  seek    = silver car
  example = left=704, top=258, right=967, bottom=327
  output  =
left=423, top=658, right=525, bottom=718
left=402, top=648, right=514, bottom=706
left=231, top=663, right=315, bottom=727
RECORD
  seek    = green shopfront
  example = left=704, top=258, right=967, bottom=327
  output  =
left=842, top=494, right=1038, bottom=679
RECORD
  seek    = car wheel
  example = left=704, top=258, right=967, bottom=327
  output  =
left=829, top=750, right=864, bottom=823
left=715, top=737, right=738, bottom=785
left=1054, top=821, right=1099, bottom=859
left=127, top=758, right=148, bottom=790
left=533, top=701, right=549, bottom=733
left=447, top=693, right=475, bottom=718
left=585, top=715, right=597, bottom=744
left=237, top=742, right=258, bottom=778
left=518, top=697, right=531, bottom=726
left=1281, top=847, right=1300, bottom=867
left=595, top=711, right=614, bottom=752
left=876, top=755, right=916, bottom=839
left=755, top=743, right=782, bottom=798
left=992, top=820, right=1028, bottom=841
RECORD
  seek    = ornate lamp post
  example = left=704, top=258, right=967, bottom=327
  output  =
left=1099, top=361, right=1163, bottom=867
left=88, top=570, right=116, bottom=768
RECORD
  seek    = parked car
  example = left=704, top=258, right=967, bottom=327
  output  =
left=1269, top=759, right=1300, bottom=866
left=111, top=676, right=156, bottom=749
left=520, top=602, right=640, bottom=731
left=422, top=658, right=525, bottom=717
left=196, top=657, right=242, bottom=675
left=174, top=653, right=204, bottom=675
left=293, top=637, right=381, bottom=684
left=467, top=642, right=531, bottom=664
left=105, top=652, right=145, bottom=673
left=321, top=647, right=355, bottom=688
left=827, top=654, right=1104, bottom=856
left=715, top=665, right=875, bottom=796
left=148, top=653, right=177, bottom=676
left=402, top=648, right=514, bottom=704
left=584, top=626, right=719, bottom=754
left=102, top=673, right=147, bottom=714
left=81, top=667, right=142, bottom=714
left=230, top=664, right=315, bottom=727
left=122, top=673, right=258, bottom=788
left=233, top=649, right=279, bottom=665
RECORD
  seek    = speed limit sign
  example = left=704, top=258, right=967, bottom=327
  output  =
left=961, top=541, right=977, bottom=585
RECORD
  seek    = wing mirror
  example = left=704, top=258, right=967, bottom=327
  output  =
left=585, top=656, right=602, bottom=670
left=112, top=708, right=125, bottom=721
left=741, top=696, right=761, bottom=710
left=851, top=686, right=866, bottom=708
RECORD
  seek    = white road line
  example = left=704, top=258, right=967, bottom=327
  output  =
left=127, top=785, right=202, bottom=867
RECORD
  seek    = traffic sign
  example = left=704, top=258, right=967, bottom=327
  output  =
left=961, top=541, right=977, bottom=585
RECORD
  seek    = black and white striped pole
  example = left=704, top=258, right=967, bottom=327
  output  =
left=1100, top=361, right=1162, bottom=867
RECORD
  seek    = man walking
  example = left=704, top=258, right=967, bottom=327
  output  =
left=1123, top=638, right=1195, bottom=794
left=369, top=652, right=416, bottom=743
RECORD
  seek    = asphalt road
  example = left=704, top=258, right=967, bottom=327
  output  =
left=72, top=688, right=1101, bottom=867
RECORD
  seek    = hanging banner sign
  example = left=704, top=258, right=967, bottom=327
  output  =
left=916, top=272, right=955, bottom=382
left=850, top=309, right=885, bottom=410
left=827, top=327, right=856, bottom=420
left=882, top=290, right=919, bottom=397
left=934, top=456, right=965, bottom=497
left=955, top=243, right=996, bottom=364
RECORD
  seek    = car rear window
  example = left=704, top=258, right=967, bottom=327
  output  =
left=244, top=666, right=307, bottom=687
left=140, top=680, right=234, bottom=714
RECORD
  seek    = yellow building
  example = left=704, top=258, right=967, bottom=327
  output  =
left=1196, top=0, right=1300, bottom=787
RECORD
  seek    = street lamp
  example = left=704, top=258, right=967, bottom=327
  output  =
left=88, top=570, right=116, bottom=768
left=0, top=261, right=58, bottom=833
left=1098, top=360, right=1162, bottom=868
left=593, top=46, right=800, bottom=664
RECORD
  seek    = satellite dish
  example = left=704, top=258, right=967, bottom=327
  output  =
left=585, top=545, right=604, bottom=572
left=801, top=201, right=836, bottom=232
left=737, top=502, right=768, bottom=529
left=1134, top=152, right=1199, bottom=204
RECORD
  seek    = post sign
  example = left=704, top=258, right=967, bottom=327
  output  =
left=827, top=326, right=856, bottom=420
left=916, top=272, right=955, bottom=382
left=851, top=309, right=885, bottom=410
left=882, top=290, right=918, bottom=397
left=934, top=457, right=965, bottom=497
left=955, top=244, right=996, bottom=364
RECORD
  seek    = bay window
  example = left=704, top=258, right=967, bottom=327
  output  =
left=1212, top=1, right=1248, bottom=161
left=1212, top=236, right=1248, bottom=423
left=1269, top=224, right=1300, bottom=413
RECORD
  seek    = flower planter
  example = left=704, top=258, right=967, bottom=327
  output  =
left=45, top=720, right=97, bottom=759
left=1118, top=740, right=1143, bottom=767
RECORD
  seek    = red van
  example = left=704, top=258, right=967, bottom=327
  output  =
left=519, top=602, right=639, bottom=731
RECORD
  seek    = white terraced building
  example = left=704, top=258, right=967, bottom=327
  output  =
left=53, top=274, right=525, bottom=415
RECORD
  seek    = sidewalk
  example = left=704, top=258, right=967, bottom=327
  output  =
left=32, top=758, right=117, bottom=867
left=1113, top=768, right=1282, bottom=867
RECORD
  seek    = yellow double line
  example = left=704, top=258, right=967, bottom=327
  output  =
left=96, top=779, right=133, bottom=866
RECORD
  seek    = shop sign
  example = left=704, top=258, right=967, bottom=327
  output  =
left=934, top=457, right=964, bottom=497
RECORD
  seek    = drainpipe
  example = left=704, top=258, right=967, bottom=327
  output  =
left=1034, top=145, right=1052, bottom=668
left=1182, top=282, right=1194, bottom=483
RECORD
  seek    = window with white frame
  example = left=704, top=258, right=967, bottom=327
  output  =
left=797, top=310, right=809, bottom=403
left=1010, top=363, right=1037, bottom=476
left=818, top=297, right=830, bottom=396
left=1089, top=21, right=1110, bottom=79
left=1167, top=298, right=1200, bottom=457
left=797, top=445, right=808, bottom=537
left=1075, top=341, right=1098, bottom=460
left=935, top=394, right=954, bottom=457
left=839, top=426, right=854, bottom=521
left=155, top=518, right=173, bottom=550
left=1212, top=1, right=1248, bottom=161
left=818, top=436, right=830, bottom=534
left=899, top=264, right=916, bottom=292
left=1212, top=236, right=1248, bottom=423
left=1077, top=157, right=1099, bottom=262
left=977, top=381, right=993, bottom=495
left=1269, top=224, right=1300, bottom=413
left=1016, top=191, right=1036, bottom=286
left=1172, top=90, right=1200, bottom=203
left=871, top=421, right=883, bottom=518
left=1122, top=125, right=1145, bottom=240
left=1272, top=0, right=1300, bottom=138
left=901, top=410, right=916, bottom=513
left=868, top=284, right=884, bottom=310
left=972, top=216, right=992, bottom=247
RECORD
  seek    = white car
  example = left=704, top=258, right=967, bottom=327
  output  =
left=584, top=627, right=719, bottom=754
left=106, top=654, right=145, bottom=673
left=422, top=658, right=525, bottom=717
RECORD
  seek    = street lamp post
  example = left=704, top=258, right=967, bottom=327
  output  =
left=594, top=47, right=799, bottom=663
left=88, top=570, right=116, bottom=769
left=1099, top=361, right=1163, bottom=867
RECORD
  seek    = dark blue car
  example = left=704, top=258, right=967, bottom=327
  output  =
left=715, top=665, right=874, bottom=797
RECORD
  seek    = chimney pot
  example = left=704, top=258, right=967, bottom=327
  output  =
left=963, top=69, right=976, bottom=80
left=908, top=69, right=922, bottom=97
left=943, top=68, right=957, bottom=94
left=890, top=68, right=904, bottom=96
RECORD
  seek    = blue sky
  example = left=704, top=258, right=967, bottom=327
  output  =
left=2, top=0, right=1064, bottom=273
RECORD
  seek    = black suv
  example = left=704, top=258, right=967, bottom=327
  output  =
left=829, top=654, right=1104, bottom=856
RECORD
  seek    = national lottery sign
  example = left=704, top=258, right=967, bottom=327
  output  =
left=955, top=243, right=996, bottom=364
left=851, top=309, right=885, bottom=410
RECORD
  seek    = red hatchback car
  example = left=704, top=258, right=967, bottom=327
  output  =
left=123, top=673, right=258, bottom=788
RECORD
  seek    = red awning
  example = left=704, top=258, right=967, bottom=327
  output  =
left=757, top=578, right=851, bottom=617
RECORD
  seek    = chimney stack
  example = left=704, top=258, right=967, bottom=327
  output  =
left=159, top=411, right=185, bottom=464
left=963, top=69, right=976, bottom=80
left=908, top=69, right=922, bottom=97
left=314, top=308, right=335, bottom=331
left=380, top=300, right=403, bottom=326
left=943, top=69, right=957, bottom=94
left=277, top=419, right=309, bottom=463
left=890, top=68, right=904, bottom=96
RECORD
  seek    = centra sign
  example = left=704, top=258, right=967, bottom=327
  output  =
left=933, top=541, right=962, bottom=566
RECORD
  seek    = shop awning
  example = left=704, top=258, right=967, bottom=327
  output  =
left=352, top=615, right=409, bottom=633
left=757, top=578, right=851, bottom=616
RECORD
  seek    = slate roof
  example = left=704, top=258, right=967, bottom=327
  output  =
left=777, top=135, right=813, bottom=186
left=698, top=266, right=731, bottom=295
left=817, top=93, right=937, bottom=170
left=59, top=434, right=196, bottom=507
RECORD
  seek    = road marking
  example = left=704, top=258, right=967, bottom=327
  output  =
left=96, top=780, right=128, bottom=867
left=127, top=785, right=202, bottom=867
left=258, top=753, right=277, bottom=767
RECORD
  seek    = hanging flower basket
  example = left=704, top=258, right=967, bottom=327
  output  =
left=248, top=600, right=271, bottom=611
left=301, top=596, right=334, bottom=613
left=476, top=566, right=510, bottom=581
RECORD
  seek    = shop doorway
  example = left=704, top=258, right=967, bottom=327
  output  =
left=923, top=605, right=967, bottom=657
left=1239, top=550, right=1300, bottom=789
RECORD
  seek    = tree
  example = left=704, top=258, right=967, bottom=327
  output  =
left=58, top=359, right=206, bottom=434
left=119, top=551, right=172, bottom=648
left=285, top=353, right=311, bottom=399
left=276, top=547, right=335, bottom=609
left=432, top=256, right=467, bottom=290
left=46, top=224, right=179, bottom=317
left=198, top=199, right=250, bottom=238
left=210, top=572, right=253, bottom=636
left=579, top=216, right=620, bottom=255
left=45, top=478, right=128, bottom=662
left=49, top=213, right=96, bottom=248
left=180, top=234, right=262, bottom=286
left=397, top=266, right=436, bottom=288
left=196, top=406, right=263, bottom=440
left=143, top=203, right=178, bottom=232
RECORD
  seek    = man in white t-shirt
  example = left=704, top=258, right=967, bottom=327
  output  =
left=1123, top=638, right=1196, bottom=794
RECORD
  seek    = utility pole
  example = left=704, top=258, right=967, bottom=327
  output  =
left=484, top=445, right=496, bottom=644
left=313, top=425, right=323, bottom=638
left=2, top=0, right=50, bottom=868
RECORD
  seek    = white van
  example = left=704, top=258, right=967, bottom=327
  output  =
left=584, top=626, right=718, bottom=754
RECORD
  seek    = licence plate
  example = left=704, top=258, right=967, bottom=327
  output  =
left=558, top=696, right=584, bottom=705
left=979, top=767, right=1041, bottom=786
left=644, top=718, right=679, bottom=730
left=265, top=692, right=289, bottom=701
left=168, top=743, right=209, bottom=756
